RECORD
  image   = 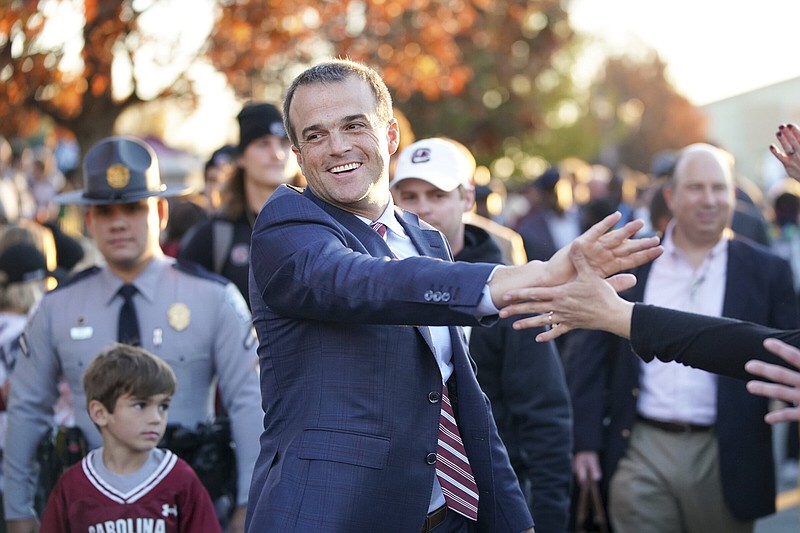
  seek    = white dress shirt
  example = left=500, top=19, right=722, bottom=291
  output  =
left=359, top=197, right=496, bottom=513
left=638, top=222, right=729, bottom=425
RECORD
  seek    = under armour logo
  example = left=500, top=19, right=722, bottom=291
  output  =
left=162, top=504, right=178, bottom=517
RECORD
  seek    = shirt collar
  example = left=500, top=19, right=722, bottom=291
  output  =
left=99, top=255, right=172, bottom=306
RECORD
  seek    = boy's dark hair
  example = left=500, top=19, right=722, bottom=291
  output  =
left=83, top=343, right=176, bottom=413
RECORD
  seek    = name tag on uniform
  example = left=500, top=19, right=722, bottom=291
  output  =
left=70, top=326, right=93, bottom=340
left=153, top=327, right=163, bottom=347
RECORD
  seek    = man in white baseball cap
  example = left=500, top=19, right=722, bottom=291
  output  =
left=393, top=137, right=474, bottom=191
left=391, top=138, right=475, bottom=256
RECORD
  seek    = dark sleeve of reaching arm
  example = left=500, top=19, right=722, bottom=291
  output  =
left=630, top=303, right=800, bottom=380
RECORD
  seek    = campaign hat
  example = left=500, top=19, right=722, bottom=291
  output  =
left=54, top=136, right=192, bottom=205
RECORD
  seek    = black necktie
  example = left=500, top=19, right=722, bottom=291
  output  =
left=117, top=284, right=141, bottom=346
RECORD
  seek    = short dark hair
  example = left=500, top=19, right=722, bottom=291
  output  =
left=282, top=59, right=393, bottom=147
left=83, top=343, right=176, bottom=413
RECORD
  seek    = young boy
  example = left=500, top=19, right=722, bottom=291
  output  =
left=40, top=343, right=221, bottom=533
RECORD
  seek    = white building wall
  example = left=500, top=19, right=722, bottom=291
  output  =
left=702, top=77, right=800, bottom=191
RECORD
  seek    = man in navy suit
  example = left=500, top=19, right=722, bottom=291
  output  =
left=567, top=143, right=799, bottom=533
left=245, top=59, right=662, bottom=533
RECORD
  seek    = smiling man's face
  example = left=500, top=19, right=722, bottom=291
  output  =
left=288, top=75, right=400, bottom=219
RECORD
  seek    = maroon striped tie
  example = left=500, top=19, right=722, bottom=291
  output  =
left=436, top=384, right=479, bottom=520
left=370, top=221, right=387, bottom=239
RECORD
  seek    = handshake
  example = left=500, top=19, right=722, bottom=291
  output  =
left=491, top=211, right=800, bottom=427
left=488, top=211, right=661, bottom=334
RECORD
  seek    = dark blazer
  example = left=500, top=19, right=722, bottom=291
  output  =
left=246, top=186, right=533, bottom=532
left=567, top=235, right=798, bottom=521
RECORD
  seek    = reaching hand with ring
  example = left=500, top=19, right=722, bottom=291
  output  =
left=499, top=239, right=639, bottom=341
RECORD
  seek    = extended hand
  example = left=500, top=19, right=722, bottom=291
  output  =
left=746, top=338, right=800, bottom=423
left=769, top=123, right=800, bottom=180
left=546, top=211, right=661, bottom=285
left=499, top=238, right=638, bottom=339
left=488, top=212, right=660, bottom=307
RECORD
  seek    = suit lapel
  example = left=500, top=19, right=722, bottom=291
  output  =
left=303, top=188, right=439, bottom=353
left=722, top=239, right=745, bottom=319
left=624, top=261, right=653, bottom=302
left=395, top=208, right=453, bottom=354
left=396, top=208, right=451, bottom=260
left=303, top=187, right=393, bottom=257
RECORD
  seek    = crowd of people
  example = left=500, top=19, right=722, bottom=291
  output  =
left=1, top=58, right=800, bottom=533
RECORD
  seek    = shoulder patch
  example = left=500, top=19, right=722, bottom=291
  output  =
left=173, top=259, right=230, bottom=285
left=51, top=266, right=101, bottom=291
left=224, top=283, right=252, bottom=324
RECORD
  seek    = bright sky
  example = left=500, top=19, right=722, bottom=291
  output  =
left=568, top=0, right=800, bottom=105
left=113, top=0, right=800, bottom=154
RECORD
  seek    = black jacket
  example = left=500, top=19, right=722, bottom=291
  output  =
left=179, top=213, right=253, bottom=303
left=457, top=224, right=573, bottom=533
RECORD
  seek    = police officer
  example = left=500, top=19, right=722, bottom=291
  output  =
left=4, top=136, right=261, bottom=533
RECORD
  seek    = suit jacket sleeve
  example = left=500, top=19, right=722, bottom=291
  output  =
left=250, top=188, right=497, bottom=325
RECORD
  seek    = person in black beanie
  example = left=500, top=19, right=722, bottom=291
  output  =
left=180, top=102, right=301, bottom=301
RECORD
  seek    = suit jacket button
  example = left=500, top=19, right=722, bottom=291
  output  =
left=426, top=452, right=437, bottom=465
left=622, top=429, right=631, bottom=439
left=432, top=291, right=442, bottom=302
left=429, top=391, right=441, bottom=403
left=442, top=292, right=451, bottom=302
left=424, top=290, right=434, bottom=301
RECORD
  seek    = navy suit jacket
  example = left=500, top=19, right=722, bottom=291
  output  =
left=246, top=185, right=533, bottom=532
left=567, top=236, right=799, bottom=521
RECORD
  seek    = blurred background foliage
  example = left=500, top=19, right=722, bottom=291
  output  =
left=0, top=0, right=707, bottom=185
